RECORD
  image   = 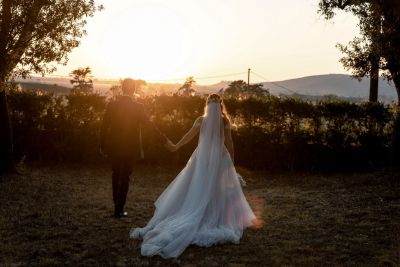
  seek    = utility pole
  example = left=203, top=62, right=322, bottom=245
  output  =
left=247, top=68, right=251, bottom=88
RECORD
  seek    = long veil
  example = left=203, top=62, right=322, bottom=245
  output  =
left=131, top=102, right=255, bottom=258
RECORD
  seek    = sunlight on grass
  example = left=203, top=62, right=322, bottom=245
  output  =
left=246, top=192, right=266, bottom=229
left=0, top=166, right=398, bottom=266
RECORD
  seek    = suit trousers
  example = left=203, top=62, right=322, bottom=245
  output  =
left=111, top=156, right=134, bottom=212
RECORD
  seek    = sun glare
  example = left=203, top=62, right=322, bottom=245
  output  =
left=100, top=5, right=190, bottom=80
left=53, top=0, right=360, bottom=83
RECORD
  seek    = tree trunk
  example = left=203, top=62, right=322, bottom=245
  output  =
left=390, top=74, right=400, bottom=172
left=396, top=75, right=400, bottom=106
left=369, top=57, right=379, bottom=102
left=0, top=81, right=15, bottom=174
left=391, top=110, right=400, bottom=172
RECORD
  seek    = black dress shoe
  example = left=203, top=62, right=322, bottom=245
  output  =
left=114, top=211, right=128, bottom=218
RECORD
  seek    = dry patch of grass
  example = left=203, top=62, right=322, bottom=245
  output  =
left=0, top=164, right=399, bottom=266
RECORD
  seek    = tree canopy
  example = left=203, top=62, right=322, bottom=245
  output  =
left=0, top=0, right=102, bottom=173
left=0, top=0, right=102, bottom=83
left=318, top=0, right=400, bottom=104
left=69, top=67, right=93, bottom=94
left=223, top=80, right=269, bottom=99
left=176, top=77, right=197, bottom=97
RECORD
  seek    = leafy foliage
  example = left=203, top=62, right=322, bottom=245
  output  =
left=0, top=0, right=102, bottom=81
left=223, top=80, right=269, bottom=99
left=318, top=0, right=400, bottom=103
left=0, top=0, right=102, bottom=173
left=6, top=90, right=394, bottom=171
left=176, top=77, right=196, bottom=97
left=69, top=67, right=93, bottom=94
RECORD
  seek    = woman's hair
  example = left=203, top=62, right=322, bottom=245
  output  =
left=204, top=94, right=231, bottom=125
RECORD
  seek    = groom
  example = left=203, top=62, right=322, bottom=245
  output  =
left=100, top=78, right=174, bottom=218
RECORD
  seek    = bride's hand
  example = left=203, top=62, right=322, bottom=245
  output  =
left=164, top=139, right=176, bottom=152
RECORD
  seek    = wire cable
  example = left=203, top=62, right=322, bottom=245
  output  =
left=38, top=72, right=248, bottom=83
left=251, top=71, right=297, bottom=94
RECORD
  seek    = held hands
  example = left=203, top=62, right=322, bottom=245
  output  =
left=164, top=139, right=178, bottom=152
left=171, top=143, right=178, bottom=152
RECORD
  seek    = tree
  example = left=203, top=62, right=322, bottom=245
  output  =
left=176, top=77, right=196, bottom=97
left=69, top=67, right=93, bottom=94
left=319, top=1, right=383, bottom=102
left=223, top=80, right=269, bottom=99
left=223, top=80, right=247, bottom=98
left=319, top=0, right=400, bottom=171
left=0, top=0, right=102, bottom=173
left=338, top=10, right=381, bottom=102
left=318, top=0, right=400, bottom=104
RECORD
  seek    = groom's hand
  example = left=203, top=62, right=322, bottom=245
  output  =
left=99, top=146, right=107, bottom=157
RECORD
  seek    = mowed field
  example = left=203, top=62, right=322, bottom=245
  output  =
left=0, top=164, right=399, bottom=266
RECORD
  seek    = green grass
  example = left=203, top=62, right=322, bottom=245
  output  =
left=0, top=164, right=399, bottom=266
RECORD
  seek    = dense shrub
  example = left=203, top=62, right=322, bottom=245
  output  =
left=7, top=90, right=394, bottom=171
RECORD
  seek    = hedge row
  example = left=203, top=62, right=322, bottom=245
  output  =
left=7, top=90, right=395, bottom=171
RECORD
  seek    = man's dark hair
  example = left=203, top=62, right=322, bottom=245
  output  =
left=121, top=78, right=136, bottom=94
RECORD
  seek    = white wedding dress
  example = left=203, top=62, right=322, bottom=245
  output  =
left=130, top=103, right=256, bottom=258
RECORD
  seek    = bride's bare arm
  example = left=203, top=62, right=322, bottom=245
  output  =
left=175, top=117, right=202, bottom=150
left=224, top=124, right=234, bottom=162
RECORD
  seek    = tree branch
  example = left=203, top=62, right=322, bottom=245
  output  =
left=0, top=0, right=12, bottom=53
left=337, top=0, right=353, bottom=9
left=0, top=0, right=12, bottom=81
left=7, top=0, right=46, bottom=74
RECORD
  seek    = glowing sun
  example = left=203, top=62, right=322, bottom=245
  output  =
left=100, top=5, right=191, bottom=81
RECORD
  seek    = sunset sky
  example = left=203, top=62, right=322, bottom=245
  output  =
left=53, top=0, right=359, bottom=84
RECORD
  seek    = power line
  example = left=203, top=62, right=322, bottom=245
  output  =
left=197, top=72, right=247, bottom=80
left=35, top=72, right=248, bottom=83
left=146, top=72, right=247, bottom=82
left=251, top=71, right=297, bottom=94
left=29, top=70, right=298, bottom=95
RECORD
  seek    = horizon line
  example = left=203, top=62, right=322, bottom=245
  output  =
left=20, top=72, right=354, bottom=86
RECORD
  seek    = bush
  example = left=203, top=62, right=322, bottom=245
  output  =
left=7, top=90, right=394, bottom=171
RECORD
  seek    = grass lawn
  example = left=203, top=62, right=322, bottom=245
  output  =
left=0, top=164, right=399, bottom=266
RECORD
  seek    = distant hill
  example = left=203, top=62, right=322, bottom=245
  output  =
left=195, top=74, right=397, bottom=102
left=18, top=82, right=71, bottom=94
left=261, top=74, right=397, bottom=102
left=16, top=74, right=398, bottom=102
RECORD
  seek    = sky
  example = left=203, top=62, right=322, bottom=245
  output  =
left=53, top=0, right=360, bottom=85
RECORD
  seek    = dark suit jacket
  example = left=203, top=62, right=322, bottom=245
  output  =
left=100, top=96, right=167, bottom=160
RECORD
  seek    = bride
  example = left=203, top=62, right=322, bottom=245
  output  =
left=130, top=94, right=256, bottom=258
